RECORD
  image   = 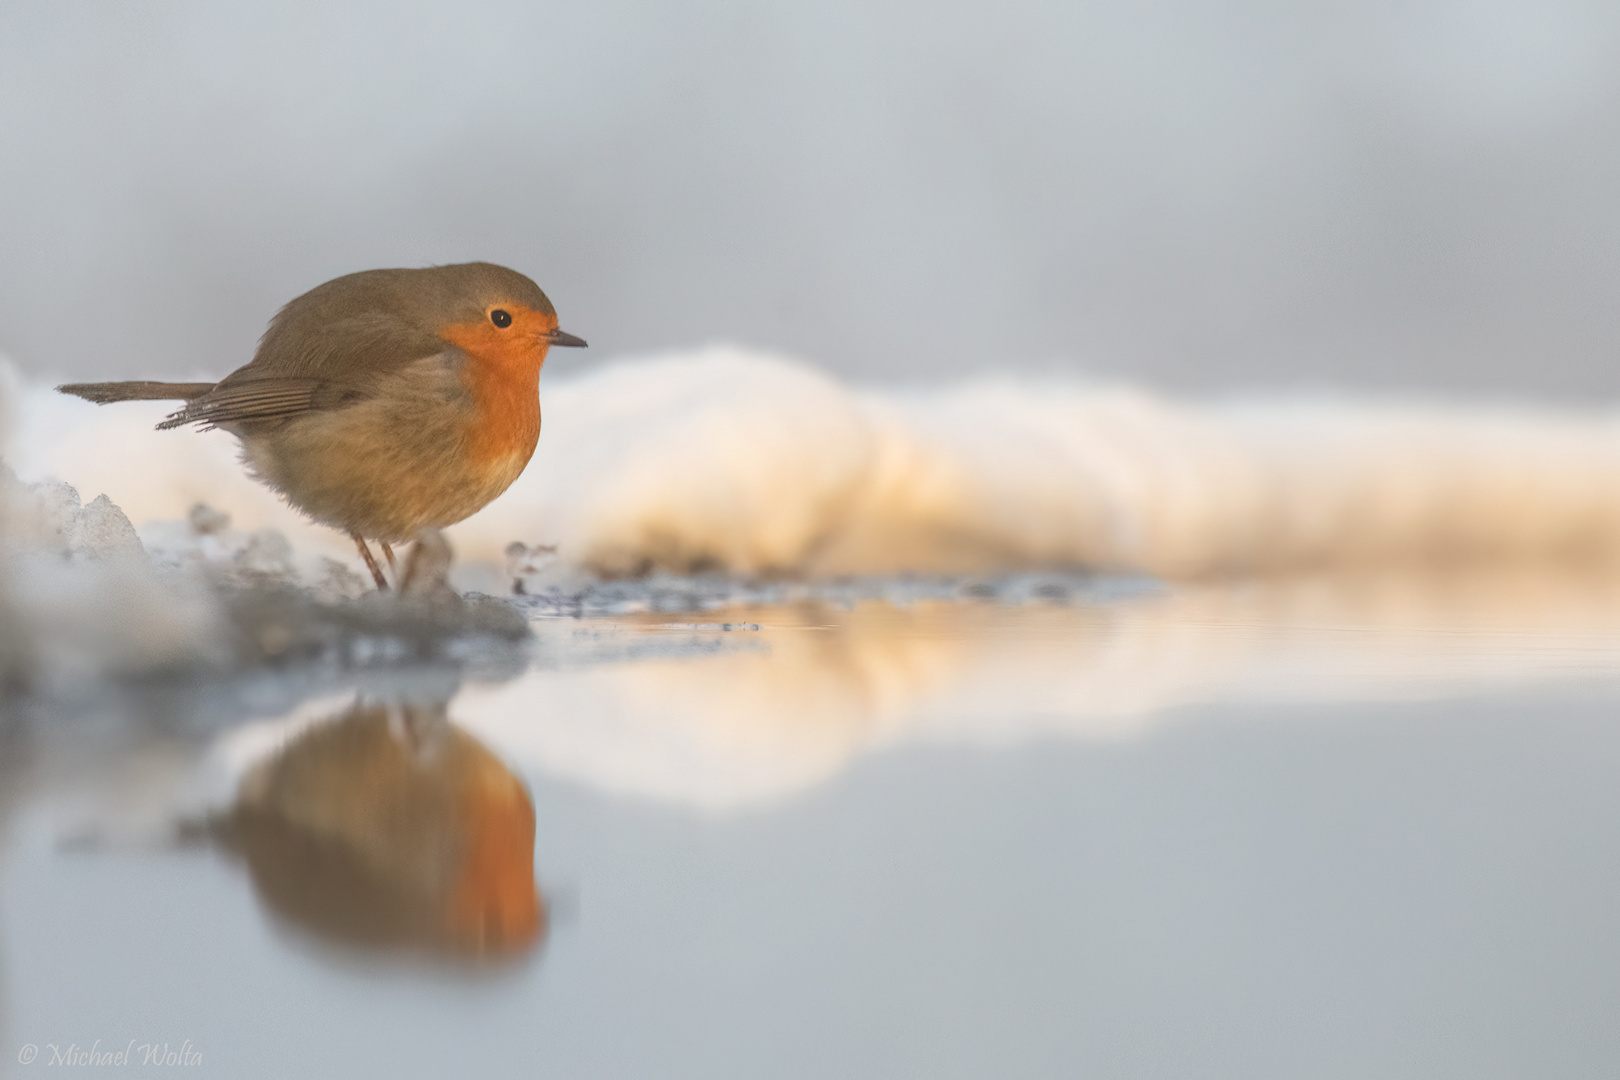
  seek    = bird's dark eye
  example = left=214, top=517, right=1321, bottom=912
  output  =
left=490, top=309, right=513, bottom=328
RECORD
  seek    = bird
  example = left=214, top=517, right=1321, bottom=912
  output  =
left=57, top=262, right=586, bottom=589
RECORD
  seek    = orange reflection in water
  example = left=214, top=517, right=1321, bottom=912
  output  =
left=214, top=700, right=543, bottom=962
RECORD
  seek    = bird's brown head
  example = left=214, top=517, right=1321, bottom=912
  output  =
left=261, top=261, right=587, bottom=377
left=400, top=264, right=587, bottom=468
left=412, top=262, right=587, bottom=372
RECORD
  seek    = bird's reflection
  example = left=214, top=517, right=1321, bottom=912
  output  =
left=212, top=698, right=544, bottom=963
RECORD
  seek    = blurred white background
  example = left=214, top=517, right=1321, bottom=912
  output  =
left=3, top=0, right=1619, bottom=395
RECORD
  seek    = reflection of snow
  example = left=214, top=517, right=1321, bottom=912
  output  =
left=17, top=569, right=1620, bottom=835
left=456, top=574, right=1620, bottom=810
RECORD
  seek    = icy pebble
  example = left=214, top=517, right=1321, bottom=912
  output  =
left=188, top=502, right=231, bottom=536
left=69, top=494, right=144, bottom=559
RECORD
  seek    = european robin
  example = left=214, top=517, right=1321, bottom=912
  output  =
left=58, top=262, right=586, bottom=588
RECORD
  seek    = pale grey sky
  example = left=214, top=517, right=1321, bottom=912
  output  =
left=3, top=0, right=1620, bottom=396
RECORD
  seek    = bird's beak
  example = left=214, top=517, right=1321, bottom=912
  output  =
left=544, top=328, right=588, bottom=348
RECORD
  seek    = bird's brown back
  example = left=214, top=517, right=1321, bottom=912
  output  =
left=162, top=263, right=557, bottom=430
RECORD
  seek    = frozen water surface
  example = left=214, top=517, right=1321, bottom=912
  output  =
left=6, top=566, right=1620, bottom=1078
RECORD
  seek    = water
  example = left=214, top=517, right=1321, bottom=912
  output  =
left=5, top=580, right=1620, bottom=1078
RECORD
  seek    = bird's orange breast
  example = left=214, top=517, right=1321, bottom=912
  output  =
left=439, top=313, right=552, bottom=473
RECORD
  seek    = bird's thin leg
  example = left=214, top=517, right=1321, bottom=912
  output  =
left=352, top=533, right=389, bottom=591
left=380, top=541, right=397, bottom=574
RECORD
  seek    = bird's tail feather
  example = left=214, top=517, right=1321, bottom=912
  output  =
left=56, top=380, right=217, bottom=405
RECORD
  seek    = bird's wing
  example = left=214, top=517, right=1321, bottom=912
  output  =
left=161, top=311, right=452, bottom=430
left=157, top=378, right=326, bottom=430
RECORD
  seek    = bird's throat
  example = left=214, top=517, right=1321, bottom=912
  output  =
left=465, top=358, right=541, bottom=472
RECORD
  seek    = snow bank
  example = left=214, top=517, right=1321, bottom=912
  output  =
left=17, top=348, right=1620, bottom=580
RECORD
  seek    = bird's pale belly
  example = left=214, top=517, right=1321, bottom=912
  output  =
left=239, top=388, right=536, bottom=543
